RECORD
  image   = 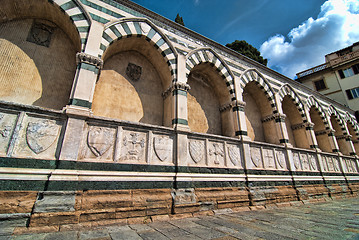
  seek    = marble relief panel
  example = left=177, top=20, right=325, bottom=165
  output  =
left=226, top=144, right=242, bottom=168
left=81, top=125, right=116, bottom=161
left=250, top=146, right=263, bottom=168
left=152, top=134, right=174, bottom=165
left=0, top=111, right=18, bottom=156
left=116, top=129, right=147, bottom=164
left=208, top=141, right=225, bottom=167
left=12, top=114, right=63, bottom=159
left=275, top=150, right=287, bottom=170
left=188, top=139, right=205, bottom=166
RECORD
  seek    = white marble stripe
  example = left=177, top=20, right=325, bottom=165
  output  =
left=54, top=0, right=70, bottom=6
left=104, top=28, right=117, bottom=42
left=66, top=7, right=82, bottom=16
left=73, top=20, right=89, bottom=27
left=126, top=22, right=137, bottom=35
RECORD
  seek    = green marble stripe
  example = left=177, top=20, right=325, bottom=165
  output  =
left=71, top=13, right=86, bottom=21
left=121, top=22, right=132, bottom=35
left=89, top=13, right=109, bottom=24
left=173, top=89, right=187, bottom=96
left=80, top=62, right=99, bottom=74
left=133, top=22, right=142, bottom=35
left=102, top=31, right=113, bottom=43
left=78, top=26, right=90, bottom=32
left=147, top=28, right=156, bottom=40
left=248, top=181, right=292, bottom=187
left=60, top=1, right=77, bottom=11
left=0, top=157, right=247, bottom=175
left=109, top=25, right=122, bottom=38
left=68, top=98, right=92, bottom=108
left=172, top=118, right=188, bottom=125
left=79, top=0, right=124, bottom=18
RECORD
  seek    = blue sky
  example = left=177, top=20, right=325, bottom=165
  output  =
left=131, top=0, right=359, bottom=79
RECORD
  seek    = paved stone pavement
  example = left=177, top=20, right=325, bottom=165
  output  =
left=3, top=197, right=359, bottom=240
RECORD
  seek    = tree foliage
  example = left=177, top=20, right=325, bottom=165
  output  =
left=226, top=40, right=267, bottom=66
left=175, top=13, right=185, bottom=26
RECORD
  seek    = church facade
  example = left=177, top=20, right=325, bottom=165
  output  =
left=0, top=0, right=358, bottom=229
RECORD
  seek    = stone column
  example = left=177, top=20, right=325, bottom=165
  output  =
left=231, top=100, right=250, bottom=140
left=261, top=113, right=289, bottom=146
left=303, top=108, right=320, bottom=150
left=67, top=52, right=103, bottom=109
left=162, top=82, right=190, bottom=131
left=325, top=115, right=340, bottom=154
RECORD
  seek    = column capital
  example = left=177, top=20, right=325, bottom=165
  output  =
left=162, top=82, right=191, bottom=99
left=231, top=100, right=246, bottom=112
left=262, top=112, right=286, bottom=123
left=219, top=102, right=233, bottom=113
left=76, top=52, right=103, bottom=69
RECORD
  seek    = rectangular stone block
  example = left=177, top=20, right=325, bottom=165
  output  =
left=80, top=190, right=133, bottom=210
left=0, top=191, right=37, bottom=214
left=29, top=212, right=80, bottom=227
left=33, top=191, right=76, bottom=213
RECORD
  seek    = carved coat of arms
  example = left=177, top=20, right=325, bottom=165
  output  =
left=26, top=120, right=59, bottom=154
left=126, top=63, right=142, bottom=81
left=27, top=22, right=54, bottom=47
left=251, top=147, right=261, bottom=167
left=228, top=146, right=240, bottom=166
left=154, top=136, right=172, bottom=162
left=309, top=155, right=317, bottom=170
left=276, top=151, right=286, bottom=168
left=293, top=153, right=301, bottom=170
left=189, top=140, right=204, bottom=164
left=87, top=127, right=114, bottom=157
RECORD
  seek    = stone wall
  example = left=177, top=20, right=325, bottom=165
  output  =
left=0, top=0, right=359, bottom=231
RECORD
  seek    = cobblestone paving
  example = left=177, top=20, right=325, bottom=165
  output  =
left=4, top=197, right=359, bottom=240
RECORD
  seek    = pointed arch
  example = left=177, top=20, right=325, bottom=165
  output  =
left=100, top=18, right=177, bottom=82
left=53, top=0, right=91, bottom=50
left=277, top=84, right=307, bottom=122
left=239, top=69, right=277, bottom=113
left=185, top=48, right=236, bottom=101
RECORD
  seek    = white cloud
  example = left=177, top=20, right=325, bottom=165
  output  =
left=260, top=0, right=359, bottom=79
left=194, top=0, right=200, bottom=6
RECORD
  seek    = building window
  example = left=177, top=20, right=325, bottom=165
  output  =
left=346, top=87, right=359, bottom=100
left=338, top=64, right=359, bottom=78
left=313, top=79, right=326, bottom=91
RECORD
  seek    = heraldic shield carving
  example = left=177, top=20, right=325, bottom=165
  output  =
left=87, top=127, right=114, bottom=157
left=26, top=120, right=59, bottom=154
left=276, top=151, right=286, bottom=168
left=154, top=136, right=173, bottom=162
left=126, top=63, right=142, bottom=81
left=228, top=146, right=240, bottom=166
left=189, top=140, right=204, bottom=164
left=251, top=147, right=261, bottom=167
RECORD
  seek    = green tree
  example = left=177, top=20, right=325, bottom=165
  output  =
left=226, top=40, right=267, bottom=66
left=175, top=13, right=185, bottom=26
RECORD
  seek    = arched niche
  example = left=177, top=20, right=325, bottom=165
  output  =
left=185, top=48, right=235, bottom=136
left=187, top=64, right=233, bottom=136
left=281, top=95, right=310, bottom=149
left=92, top=20, right=175, bottom=127
left=330, top=114, right=350, bottom=155
left=240, top=69, right=279, bottom=144
left=0, top=0, right=84, bottom=110
left=309, top=106, right=332, bottom=153
left=346, top=121, right=359, bottom=154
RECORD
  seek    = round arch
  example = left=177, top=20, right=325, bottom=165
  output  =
left=239, top=69, right=277, bottom=114
left=277, top=84, right=307, bottom=122
left=0, top=0, right=85, bottom=110
left=99, top=18, right=177, bottom=83
left=185, top=48, right=236, bottom=101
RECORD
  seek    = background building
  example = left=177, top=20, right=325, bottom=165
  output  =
left=296, top=42, right=359, bottom=112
